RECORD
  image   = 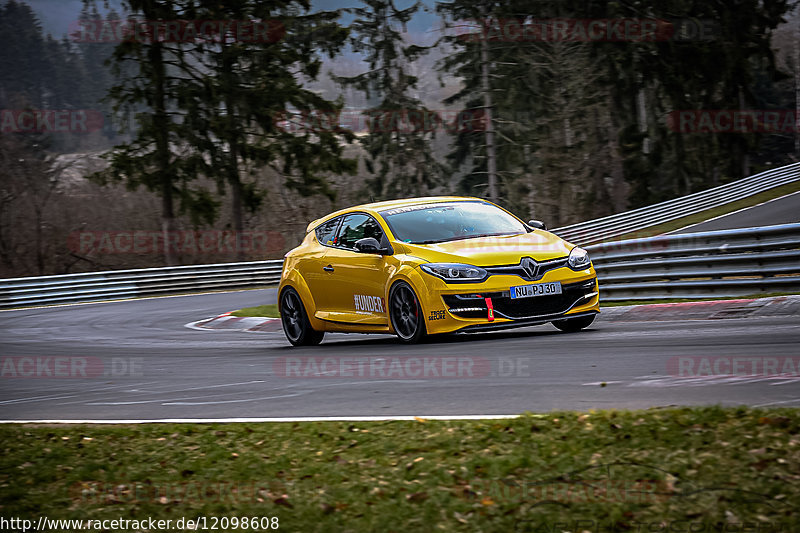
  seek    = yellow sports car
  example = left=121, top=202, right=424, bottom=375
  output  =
left=278, top=197, right=599, bottom=345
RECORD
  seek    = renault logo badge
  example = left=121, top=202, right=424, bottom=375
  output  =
left=521, top=257, right=538, bottom=278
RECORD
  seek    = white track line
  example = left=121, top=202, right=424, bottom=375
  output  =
left=184, top=316, right=280, bottom=332
left=752, top=398, right=800, bottom=407
left=0, top=414, right=525, bottom=424
left=668, top=190, right=800, bottom=234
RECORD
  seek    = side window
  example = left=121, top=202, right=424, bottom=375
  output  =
left=335, top=214, right=384, bottom=250
left=315, top=217, right=341, bottom=246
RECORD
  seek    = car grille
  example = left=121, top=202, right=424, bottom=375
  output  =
left=443, top=278, right=597, bottom=320
left=484, top=257, right=568, bottom=281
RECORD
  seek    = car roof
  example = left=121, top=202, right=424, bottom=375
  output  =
left=305, top=196, right=487, bottom=233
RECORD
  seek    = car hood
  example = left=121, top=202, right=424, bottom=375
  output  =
left=402, top=231, right=573, bottom=266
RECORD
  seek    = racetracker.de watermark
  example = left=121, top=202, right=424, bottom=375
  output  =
left=272, top=356, right=532, bottom=379
left=274, top=109, right=488, bottom=134
left=450, top=18, right=719, bottom=42
left=69, top=19, right=285, bottom=44
left=668, top=110, right=798, bottom=133
left=667, top=356, right=800, bottom=378
left=1, top=109, right=104, bottom=134
left=1, top=357, right=143, bottom=378
left=68, top=231, right=285, bottom=255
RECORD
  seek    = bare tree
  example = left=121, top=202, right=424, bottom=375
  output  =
left=514, top=41, right=610, bottom=226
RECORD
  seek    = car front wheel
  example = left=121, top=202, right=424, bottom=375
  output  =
left=552, top=314, right=595, bottom=332
left=389, top=281, right=426, bottom=344
left=280, top=287, right=324, bottom=346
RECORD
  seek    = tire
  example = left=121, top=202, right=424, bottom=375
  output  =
left=280, top=287, right=324, bottom=346
left=552, top=314, right=595, bottom=333
left=388, top=281, right=427, bottom=344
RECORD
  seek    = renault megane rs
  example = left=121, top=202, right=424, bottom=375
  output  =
left=278, top=197, right=599, bottom=345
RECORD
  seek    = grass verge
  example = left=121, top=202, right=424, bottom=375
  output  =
left=615, top=181, right=800, bottom=240
left=2, top=407, right=798, bottom=531
left=231, top=304, right=279, bottom=318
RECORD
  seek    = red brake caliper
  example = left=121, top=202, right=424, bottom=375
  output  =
left=485, top=297, right=494, bottom=322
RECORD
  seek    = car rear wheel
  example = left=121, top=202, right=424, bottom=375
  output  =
left=280, top=288, right=324, bottom=346
left=552, top=314, right=595, bottom=332
left=389, top=281, right=426, bottom=344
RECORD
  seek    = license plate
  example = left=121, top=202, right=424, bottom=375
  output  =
left=510, top=281, right=562, bottom=299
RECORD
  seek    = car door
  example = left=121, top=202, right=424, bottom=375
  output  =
left=322, top=213, right=391, bottom=325
left=301, top=216, right=342, bottom=315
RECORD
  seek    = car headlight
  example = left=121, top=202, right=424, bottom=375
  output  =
left=568, top=247, right=591, bottom=270
left=420, top=263, right=488, bottom=282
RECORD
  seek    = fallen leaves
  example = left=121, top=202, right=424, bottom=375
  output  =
left=406, top=491, right=428, bottom=503
left=4, top=407, right=800, bottom=531
left=273, top=495, right=293, bottom=508
left=405, top=457, right=424, bottom=471
left=758, top=416, right=792, bottom=428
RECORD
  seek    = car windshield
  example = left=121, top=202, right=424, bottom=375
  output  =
left=380, top=201, right=527, bottom=244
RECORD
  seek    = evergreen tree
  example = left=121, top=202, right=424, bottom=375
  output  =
left=76, top=1, right=118, bottom=140
left=437, top=0, right=520, bottom=207
left=0, top=0, right=48, bottom=108
left=437, top=0, right=792, bottom=224
left=337, top=0, right=447, bottom=200
left=176, top=0, right=357, bottom=258
left=96, top=0, right=206, bottom=265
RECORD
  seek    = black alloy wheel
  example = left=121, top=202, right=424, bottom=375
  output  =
left=280, top=287, right=324, bottom=346
left=389, top=281, right=426, bottom=343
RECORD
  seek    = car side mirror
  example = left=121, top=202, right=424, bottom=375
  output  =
left=528, top=220, right=547, bottom=231
left=354, top=237, right=388, bottom=254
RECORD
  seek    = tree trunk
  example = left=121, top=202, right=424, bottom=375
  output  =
left=223, top=48, right=245, bottom=261
left=150, top=41, right=178, bottom=266
left=34, top=206, right=44, bottom=275
left=480, top=6, right=497, bottom=202
left=230, top=171, right=244, bottom=261
left=738, top=88, right=750, bottom=178
left=161, top=193, right=177, bottom=266
left=795, top=17, right=800, bottom=158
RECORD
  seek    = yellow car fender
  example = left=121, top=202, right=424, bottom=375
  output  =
left=386, top=263, right=432, bottom=334
left=279, top=267, right=326, bottom=331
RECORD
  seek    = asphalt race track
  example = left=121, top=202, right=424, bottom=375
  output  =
left=673, top=190, right=800, bottom=233
left=1, top=289, right=798, bottom=421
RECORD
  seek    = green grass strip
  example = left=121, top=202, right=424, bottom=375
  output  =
left=2, top=407, right=798, bottom=531
left=231, top=304, right=279, bottom=318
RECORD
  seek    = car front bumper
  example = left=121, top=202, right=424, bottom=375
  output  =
left=417, top=267, right=600, bottom=335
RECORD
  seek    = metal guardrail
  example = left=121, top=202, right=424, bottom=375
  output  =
left=1, top=224, right=798, bottom=309
left=3, top=164, right=797, bottom=310
left=553, top=162, right=800, bottom=245
left=587, top=223, right=800, bottom=301
left=0, top=261, right=284, bottom=309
